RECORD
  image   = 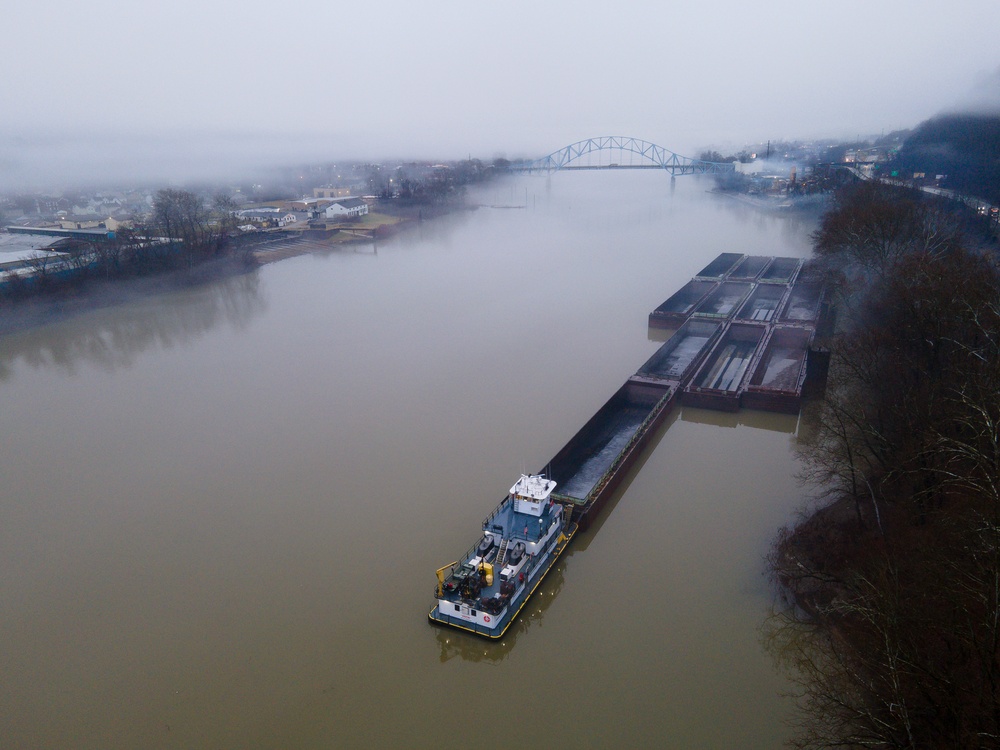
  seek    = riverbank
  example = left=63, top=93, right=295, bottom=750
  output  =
left=767, top=183, right=1000, bottom=748
left=0, top=255, right=255, bottom=338
left=249, top=202, right=484, bottom=264
left=0, top=201, right=477, bottom=333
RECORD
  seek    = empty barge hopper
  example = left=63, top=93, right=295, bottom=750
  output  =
left=741, top=326, right=813, bottom=414
left=683, top=323, right=767, bottom=411
left=735, top=283, right=789, bottom=323
left=633, top=318, right=723, bottom=385
left=545, top=380, right=677, bottom=523
left=759, top=256, right=802, bottom=284
left=694, top=252, right=744, bottom=280
left=649, top=279, right=718, bottom=328
left=780, top=283, right=824, bottom=325
left=728, top=255, right=772, bottom=281
left=691, top=281, right=754, bottom=320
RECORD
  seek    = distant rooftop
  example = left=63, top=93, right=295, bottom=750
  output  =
left=0, top=231, right=60, bottom=262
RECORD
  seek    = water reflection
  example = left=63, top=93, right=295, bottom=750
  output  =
left=0, top=270, right=264, bottom=379
left=679, top=405, right=799, bottom=434
left=647, top=325, right=676, bottom=343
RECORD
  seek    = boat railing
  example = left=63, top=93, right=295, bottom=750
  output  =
left=437, top=521, right=554, bottom=600
left=434, top=545, right=542, bottom=613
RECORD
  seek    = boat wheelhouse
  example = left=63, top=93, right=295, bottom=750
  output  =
left=429, top=475, right=577, bottom=639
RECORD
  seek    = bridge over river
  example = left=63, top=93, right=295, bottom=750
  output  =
left=509, top=136, right=736, bottom=176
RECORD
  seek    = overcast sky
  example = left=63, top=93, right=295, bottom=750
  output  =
left=2, top=0, right=1000, bottom=187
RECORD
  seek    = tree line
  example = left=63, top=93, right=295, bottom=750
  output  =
left=769, top=182, right=1000, bottom=749
left=2, top=189, right=250, bottom=299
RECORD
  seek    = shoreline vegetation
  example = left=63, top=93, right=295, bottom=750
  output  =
left=768, top=182, right=1000, bottom=749
left=0, top=178, right=483, bottom=334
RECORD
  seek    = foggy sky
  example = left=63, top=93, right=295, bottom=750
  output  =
left=2, top=0, right=1000, bottom=188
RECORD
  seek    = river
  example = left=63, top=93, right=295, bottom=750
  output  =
left=0, top=172, right=820, bottom=748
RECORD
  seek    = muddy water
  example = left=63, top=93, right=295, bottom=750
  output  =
left=0, top=173, right=819, bottom=748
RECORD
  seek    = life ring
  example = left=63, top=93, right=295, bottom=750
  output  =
left=484, top=615, right=491, bottom=623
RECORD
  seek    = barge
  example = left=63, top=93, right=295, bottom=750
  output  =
left=430, top=252, right=826, bottom=640
left=648, top=279, right=718, bottom=327
left=759, top=256, right=802, bottom=285
left=691, top=281, right=754, bottom=319
left=633, top=318, right=723, bottom=385
left=545, top=380, right=677, bottom=522
left=735, top=283, right=789, bottom=323
left=683, top=322, right=767, bottom=411
left=728, top=255, right=772, bottom=281
left=741, top=326, right=813, bottom=414
left=780, top=282, right=824, bottom=325
left=694, top=252, right=743, bottom=279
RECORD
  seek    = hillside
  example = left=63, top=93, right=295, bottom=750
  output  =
left=891, top=112, right=1000, bottom=203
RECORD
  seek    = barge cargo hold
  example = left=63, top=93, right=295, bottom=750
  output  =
left=741, top=326, right=813, bottom=414
left=759, top=256, right=802, bottom=284
left=546, top=380, right=677, bottom=521
left=691, top=281, right=754, bottom=320
left=728, top=255, right=772, bottom=281
left=780, top=283, right=824, bottom=325
left=683, top=323, right=767, bottom=411
left=648, top=279, right=718, bottom=327
left=694, top=252, right=744, bottom=279
left=633, top=318, right=723, bottom=384
left=735, top=283, right=789, bottom=323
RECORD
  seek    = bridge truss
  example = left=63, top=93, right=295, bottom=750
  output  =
left=510, top=136, right=735, bottom=176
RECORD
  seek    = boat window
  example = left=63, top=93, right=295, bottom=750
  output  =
left=471, top=610, right=477, bottom=617
left=454, top=605, right=460, bottom=612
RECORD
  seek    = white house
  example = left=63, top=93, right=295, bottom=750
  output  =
left=324, top=198, right=369, bottom=219
left=234, top=208, right=298, bottom=226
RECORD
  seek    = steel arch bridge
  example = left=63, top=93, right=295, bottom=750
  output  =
left=509, top=136, right=735, bottom=176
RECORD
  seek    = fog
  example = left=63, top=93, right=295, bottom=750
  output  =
left=2, top=0, right=1000, bottom=186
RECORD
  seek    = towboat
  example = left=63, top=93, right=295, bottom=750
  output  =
left=428, top=474, right=578, bottom=639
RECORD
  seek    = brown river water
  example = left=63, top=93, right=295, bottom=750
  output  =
left=0, top=172, right=820, bottom=748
